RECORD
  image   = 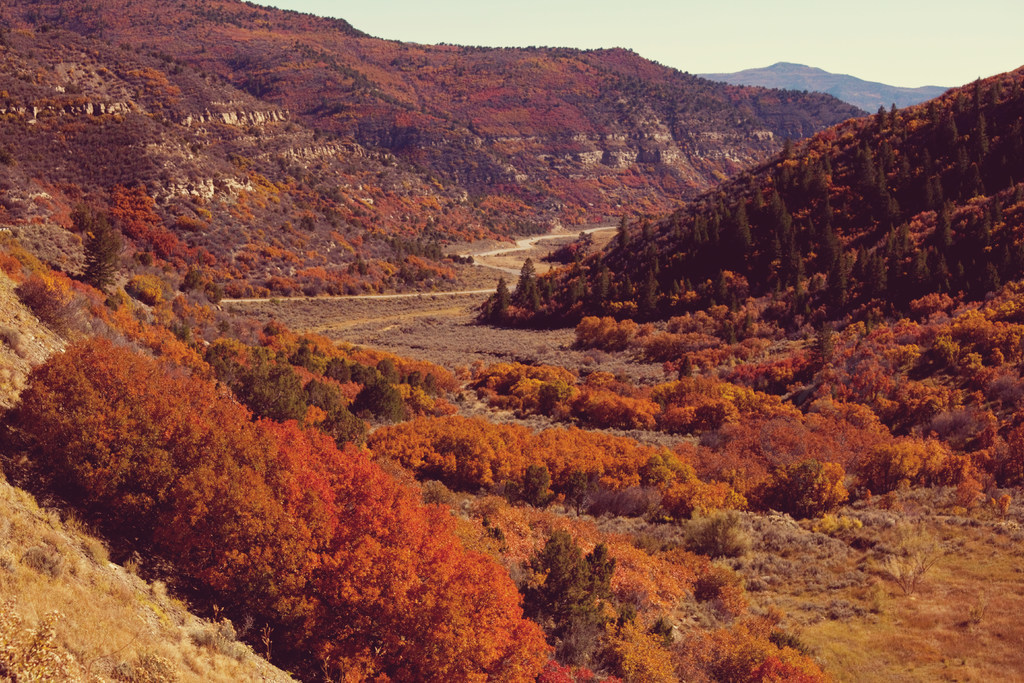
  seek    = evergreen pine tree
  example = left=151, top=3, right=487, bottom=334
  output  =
left=515, top=259, right=541, bottom=312
left=616, top=215, right=631, bottom=250
left=79, top=206, right=122, bottom=292
left=494, top=276, right=511, bottom=319
left=640, top=270, right=658, bottom=317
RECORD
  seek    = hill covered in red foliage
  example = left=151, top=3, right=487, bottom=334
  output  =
left=0, top=25, right=501, bottom=297
left=1, top=0, right=861, bottom=229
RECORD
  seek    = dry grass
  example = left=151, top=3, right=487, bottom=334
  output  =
left=224, top=225, right=660, bottom=385
left=0, top=473, right=295, bottom=682
left=0, top=271, right=66, bottom=409
left=228, top=292, right=667, bottom=387
left=6, top=223, right=85, bottom=275
left=735, top=493, right=1024, bottom=681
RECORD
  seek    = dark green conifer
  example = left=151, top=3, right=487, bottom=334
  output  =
left=79, top=206, right=122, bottom=292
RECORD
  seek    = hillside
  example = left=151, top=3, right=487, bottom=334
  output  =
left=497, top=66, right=1024, bottom=326
left=0, top=240, right=837, bottom=682
left=6, top=3, right=1024, bottom=681
left=0, top=0, right=860, bottom=230
left=0, top=259, right=293, bottom=682
left=0, top=471, right=297, bottom=682
left=0, top=26, right=507, bottom=298
left=703, top=62, right=949, bottom=111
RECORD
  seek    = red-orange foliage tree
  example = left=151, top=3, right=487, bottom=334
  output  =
left=109, top=185, right=185, bottom=260
left=2, top=338, right=548, bottom=681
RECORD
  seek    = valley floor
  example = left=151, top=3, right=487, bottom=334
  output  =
left=224, top=241, right=1024, bottom=683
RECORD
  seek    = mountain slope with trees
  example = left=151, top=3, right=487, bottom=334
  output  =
left=0, top=25, right=497, bottom=298
left=8, top=4, right=1024, bottom=682
left=495, top=66, right=1024, bottom=327
left=0, top=235, right=832, bottom=682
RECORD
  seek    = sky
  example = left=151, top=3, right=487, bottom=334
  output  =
left=263, top=0, right=1023, bottom=89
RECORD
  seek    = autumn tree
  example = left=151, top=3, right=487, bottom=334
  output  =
left=2, top=338, right=550, bottom=681
left=759, top=459, right=848, bottom=518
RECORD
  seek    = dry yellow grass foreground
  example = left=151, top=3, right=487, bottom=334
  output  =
left=802, top=515, right=1024, bottom=682
left=733, top=493, right=1024, bottom=682
left=0, top=472, right=295, bottom=682
left=0, top=270, right=65, bottom=410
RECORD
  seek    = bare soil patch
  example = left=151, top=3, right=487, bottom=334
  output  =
left=225, top=225, right=645, bottom=379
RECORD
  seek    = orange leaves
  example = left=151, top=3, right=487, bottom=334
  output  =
left=4, top=339, right=549, bottom=681
left=369, top=416, right=751, bottom=529
left=857, top=437, right=956, bottom=493
left=473, top=362, right=804, bottom=439
left=127, top=67, right=181, bottom=100
left=575, top=316, right=639, bottom=351
left=371, top=416, right=531, bottom=490
left=662, top=478, right=747, bottom=520
left=0, top=250, right=24, bottom=281
left=606, top=622, right=679, bottom=683
left=675, top=616, right=828, bottom=683
left=369, top=416, right=670, bottom=495
left=312, top=448, right=550, bottom=681
left=14, top=270, right=78, bottom=333
left=758, top=460, right=848, bottom=519
left=109, top=185, right=183, bottom=259
left=472, top=362, right=578, bottom=413
left=571, top=386, right=659, bottom=431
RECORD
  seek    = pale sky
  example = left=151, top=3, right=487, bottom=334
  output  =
left=262, top=0, right=1023, bottom=89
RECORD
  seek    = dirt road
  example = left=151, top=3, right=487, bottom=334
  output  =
left=220, top=224, right=633, bottom=373
left=460, top=224, right=616, bottom=276
left=223, top=224, right=617, bottom=305
left=223, top=289, right=497, bottom=305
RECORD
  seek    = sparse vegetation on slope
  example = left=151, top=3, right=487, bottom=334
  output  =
left=0, top=464, right=296, bottom=682
left=2, top=0, right=860, bottom=232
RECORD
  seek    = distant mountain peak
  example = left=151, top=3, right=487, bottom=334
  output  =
left=702, top=63, right=949, bottom=111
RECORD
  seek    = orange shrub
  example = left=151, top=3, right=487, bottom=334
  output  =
left=574, top=316, right=639, bottom=351
left=570, top=386, right=659, bottom=431
left=4, top=339, right=549, bottom=680
left=0, top=250, right=23, bottom=280
left=675, top=616, right=827, bottom=683
left=758, top=460, right=848, bottom=518
left=15, top=271, right=78, bottom=333
left=857, top=437, right=954, bottom=493
left=368, top=416, right=734, bottom=497
left=661, top=476, right=747, bottom=519
left=125, top=273, right=167, bottom=305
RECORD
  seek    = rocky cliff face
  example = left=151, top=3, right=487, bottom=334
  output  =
left=0, top=27, right=501, bottom=296
left=1, top=0, right=863, bottom=226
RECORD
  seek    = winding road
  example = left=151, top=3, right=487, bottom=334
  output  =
left=458, top=223, right=616, bottom=276
left=223, top=224, right=617, bottom=304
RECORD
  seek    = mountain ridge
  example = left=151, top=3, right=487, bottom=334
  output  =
left=0, top=0, right=862, bottom=230
left=702, top=61, right=949, bottom=112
